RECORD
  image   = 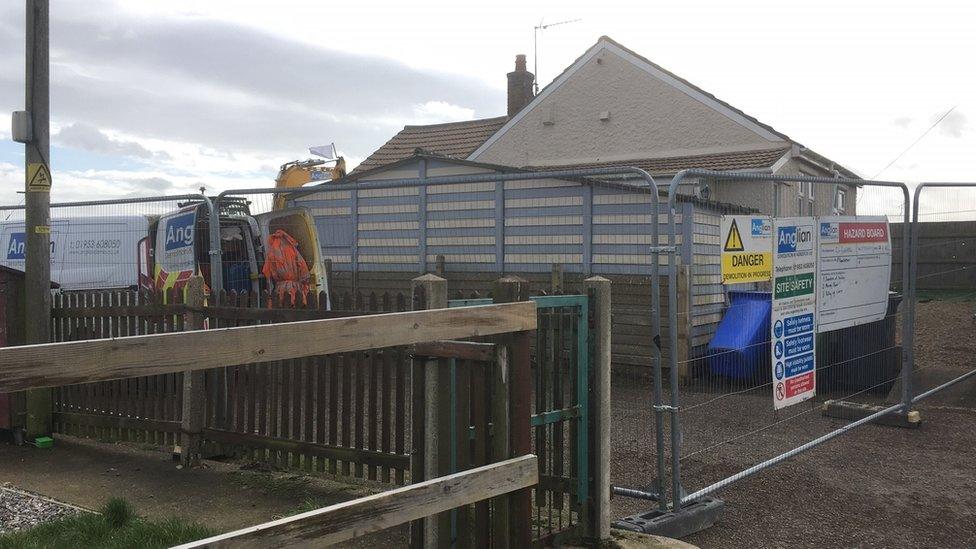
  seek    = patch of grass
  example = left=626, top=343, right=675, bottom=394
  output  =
left=0, top=499, right=214, bottom=549
left=288, top=496, right=335, bottom=516
left=102, top=498, right=134, bottom=529
left=231, top=471, right=311, bottom=497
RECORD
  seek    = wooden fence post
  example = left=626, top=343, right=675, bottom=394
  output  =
left=410, top=274, right=448, bottom=547
left=180, top=276, right=206, bottom=467
left=551, top=263, right=564, bottom=294
left=492, top=275, right=532, bottom=547
left=585, top=276, right=612, bottom=541
left=489, top=344, right=511, bottom=548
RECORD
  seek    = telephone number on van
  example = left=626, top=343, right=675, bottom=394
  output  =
left=69, top=239, right=122, bottom=250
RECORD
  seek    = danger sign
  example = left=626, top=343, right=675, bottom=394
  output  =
left=720, top=215, right=772, bottom=284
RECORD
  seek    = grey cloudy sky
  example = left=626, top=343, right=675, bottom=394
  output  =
left=1, top=0, right=975, bottom=209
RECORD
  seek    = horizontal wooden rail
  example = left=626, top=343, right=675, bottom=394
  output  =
left=172, top=454, right=538, bottom=548
left=0, top=302, right=537, bottom=393
left=53, top=412, right=180, bottom=434
left=198, top=306, right=363, bottom=322
left=409, top=340, right=497, bottom=362
left=51, top=304, right=188, bottom=318
left=201, top=429, right=409, bottom=470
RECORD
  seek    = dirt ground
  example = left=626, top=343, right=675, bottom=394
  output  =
left=611, top=300, right=976, bottom=548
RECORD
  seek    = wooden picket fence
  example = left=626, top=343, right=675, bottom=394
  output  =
left=51, top=289, right=187, bottom=447
left=5, top=300, right=540, bottom=548
left=48, top=287, right=423, bottom=485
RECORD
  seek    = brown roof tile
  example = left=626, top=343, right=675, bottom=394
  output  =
left=352, top=116, right=508, bottom=174
left=526, top=147, right=791, bottom=176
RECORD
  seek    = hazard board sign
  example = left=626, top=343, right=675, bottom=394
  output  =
left=720, top=215, right=772, bottom=284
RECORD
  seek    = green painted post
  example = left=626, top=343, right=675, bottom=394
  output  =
left=585, top=276, right=611, bottom=541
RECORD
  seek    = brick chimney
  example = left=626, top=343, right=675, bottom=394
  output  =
left=507, top=54, right=534, bottom=117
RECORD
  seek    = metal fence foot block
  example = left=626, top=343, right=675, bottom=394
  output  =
left=821, top=400, right=921, bottom=429
left=612, top=498, right=724, bottom=539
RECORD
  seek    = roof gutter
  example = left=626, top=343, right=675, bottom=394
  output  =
left=795, top=149, right=861, bottom=185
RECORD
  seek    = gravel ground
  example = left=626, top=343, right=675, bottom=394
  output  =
left=609, top=300, right=976, bottom=548
left=0, top=484, right=84, bottom=533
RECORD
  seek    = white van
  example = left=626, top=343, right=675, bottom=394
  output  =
left=0, top=202, right=328, bottom=300
left=0, top=216, right=148, bottom=291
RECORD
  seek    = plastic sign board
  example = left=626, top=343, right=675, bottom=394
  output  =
left=720, top=215, right=772, bottom=284
left=771, top=217, right=817, bottom=409
left=816, top=216, right=892, bottom=333
left=156, top=210, right=196, bottom=274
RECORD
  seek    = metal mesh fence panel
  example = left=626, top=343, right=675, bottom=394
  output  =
left=0, top=195, right=209, bottom=293
left=638, top=170, right=917, bottom=513
left=906, top=183, right=976, bottom=410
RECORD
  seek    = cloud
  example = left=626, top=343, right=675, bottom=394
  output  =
left=938, top=110, right=968, bottom=138
left=410, top=101, right=477, bottom=124
left=55, top=122, right=169, bottom=160
left=125, top=176, right=175, bottom=192
left=893, top=116, right=912, bottom=129
left=0, top=1, right=503, bottom=168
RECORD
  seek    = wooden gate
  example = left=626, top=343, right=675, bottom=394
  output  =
left=450, top=295, right=592, bottom=544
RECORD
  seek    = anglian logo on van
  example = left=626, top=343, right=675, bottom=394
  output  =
left=164, top=212, right=195, bottom=251
left=6, top=232, right=26, bottom=260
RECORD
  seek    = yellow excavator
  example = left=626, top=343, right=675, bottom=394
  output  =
left=273, top=149, right=346, bottom=210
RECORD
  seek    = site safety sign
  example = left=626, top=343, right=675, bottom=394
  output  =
left=771, top=217, right=817, bottom=409
left=817, top=216, right=892, bottom=333
left=720, top=215, right=772, bottom=284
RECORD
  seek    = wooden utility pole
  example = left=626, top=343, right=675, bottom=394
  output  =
left=24, top=0, right=53, bottom=438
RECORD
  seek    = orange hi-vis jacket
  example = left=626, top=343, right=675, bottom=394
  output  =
left=262, top=229, right=311, bottom=305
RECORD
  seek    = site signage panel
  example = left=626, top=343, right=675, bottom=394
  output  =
left=157, top=210, right=196, bottom=274
left=816, top=216, right=892, bottom=333
left=771, top=217, right=817, bottom=409
left=721, top=215, right=773, bottom=284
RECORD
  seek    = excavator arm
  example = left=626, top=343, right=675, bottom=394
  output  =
left=273, top=157, right=346, bottom=210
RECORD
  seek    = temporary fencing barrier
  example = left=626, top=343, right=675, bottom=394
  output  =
left=614, top=171, right=976, bottom=540
left=0, top=194, right=221, bottom=291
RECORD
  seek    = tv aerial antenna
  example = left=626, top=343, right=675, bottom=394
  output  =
left=533, top=18, right=581, bottom=94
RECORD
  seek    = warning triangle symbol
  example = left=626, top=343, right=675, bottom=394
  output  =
left=724, top=219, right=745, bottom=252
left=28, top=164, right=51, bottom=190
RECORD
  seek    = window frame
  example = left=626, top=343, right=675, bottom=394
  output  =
left=835, top=187, right=846, bottom=214
left=797, top=173, right=816, bottom=215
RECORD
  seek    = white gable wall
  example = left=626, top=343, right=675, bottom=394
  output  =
left=472, top=41, right=787, bottom=168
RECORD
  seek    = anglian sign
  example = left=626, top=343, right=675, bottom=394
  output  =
left=720, top=215, right=772, bottom=284
left=771, top=217, right=817, bottom=410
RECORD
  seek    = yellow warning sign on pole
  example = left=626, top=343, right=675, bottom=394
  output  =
left=721, top=215, right=772, bottom=284
left=27, top=163, right=51, bottom=192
